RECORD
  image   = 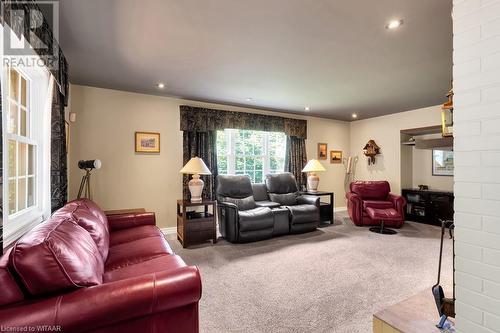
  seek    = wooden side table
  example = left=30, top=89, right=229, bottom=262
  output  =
left=176, top=200, right=217, bottom=248
left=299, top=191, right=334, bottom=226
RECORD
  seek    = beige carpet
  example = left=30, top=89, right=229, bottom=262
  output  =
left=167, top=212, right=453, bottom=333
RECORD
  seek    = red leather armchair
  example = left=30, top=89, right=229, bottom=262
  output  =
left=0, top=199, right=201, bottom=333
left=346, top=181, right=406, bottom=228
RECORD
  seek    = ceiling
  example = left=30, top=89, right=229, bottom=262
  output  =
left=57, top=0, right=452, bottom=121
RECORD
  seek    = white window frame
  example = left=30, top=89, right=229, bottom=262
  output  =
left=1, top=25, right=53, bottom=248
left=218, top=129, right=286, bottom=183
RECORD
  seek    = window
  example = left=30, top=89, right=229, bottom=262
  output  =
left=6, top=68, right=37, bottom=216
left=216, top=129, right=287, bottom=183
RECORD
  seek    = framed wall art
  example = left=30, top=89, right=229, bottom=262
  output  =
left=432, top=149, right=454, bottom=176
left=135, top=132, right=160, bottom=153
left=318, top=143, right=327, bottom=160
left=330, top=150, right=342, bottom=164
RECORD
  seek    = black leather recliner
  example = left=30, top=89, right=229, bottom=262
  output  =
left=265, top=173, right=320, bottom=233
left=217, top=175, right=275, bottom=243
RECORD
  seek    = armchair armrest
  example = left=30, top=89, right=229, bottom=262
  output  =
left=0, top=266, right=202, bottom=332
left=218, top=202, right=239, bottom=242
left=346, top=192, right=363, bottom=225
left=388, top=193, right=406, bottom=214
left=297, top=195, right=320, bottom=208
left=106, top=212, right=156, bottom=231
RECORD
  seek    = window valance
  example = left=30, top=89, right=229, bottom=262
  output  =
left=180, top=106, right=307, bottom=139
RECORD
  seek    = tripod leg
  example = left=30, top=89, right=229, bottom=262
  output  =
left=77, top=174, right=87, bottom=199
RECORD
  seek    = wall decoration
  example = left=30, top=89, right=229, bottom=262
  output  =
left=317, top=143, right=327, bottom=160
left=135, top=132, right=160, bottom=153
left=432, top=150, right=454, bottom=176
left=363, top=140, right=381, bottom=165
left=330, top=150, right=342, bottom=164
left=441, top=88, right=454, bottom=137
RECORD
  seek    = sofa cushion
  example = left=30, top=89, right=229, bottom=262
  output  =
left=53, top=201, right=110, bottom=261
left=265, top=172, right=299, bottom=194
left=0, top=248, right=24, bottom=306
left=224, top=196, right=257, bottom=211
left=287, top=204, right=319, bottom=224
left=269, top=192, right=298, bottom=206
left=106, top=236, right=173, bottom=271
left=251, top=183, right=269, bottom=201
left=363, top=200, right=394, bottom=210
left=110, top=225, right=164, bottom=246
left=11, top=217, right=104, bottom=296
left=103, top=254, right=186, bottom=283
left=350, top=181, right=390, bottom=200
left=238, top=207, right=274, bottom=232
left=216, top=175, right=253, bottom=198
left=255, top=200, right=281, bottom=208
left=365, top=207, right=403, bottom=221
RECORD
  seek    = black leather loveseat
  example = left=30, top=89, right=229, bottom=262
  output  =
left=217, top=173, right=320, bottom=243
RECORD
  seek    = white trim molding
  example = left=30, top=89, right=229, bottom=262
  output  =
left=161, top=227, right=177, bottom=235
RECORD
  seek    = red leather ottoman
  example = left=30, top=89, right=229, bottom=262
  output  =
left=365, top=207, right=402, bottom=235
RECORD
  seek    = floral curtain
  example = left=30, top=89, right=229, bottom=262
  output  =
left=183, top=131, right=218, bottom=200
left=285, top=136, right=308, bottom=189
left=51, top=84, right=67, bottom=211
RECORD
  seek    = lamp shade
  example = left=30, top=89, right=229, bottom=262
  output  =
left=179, top=157, right=212, bottom=175
left=302, top=159, right=326, bottom=173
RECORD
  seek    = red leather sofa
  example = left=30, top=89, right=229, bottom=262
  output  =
left=0, top=199, right=201, bottom=333
left=346, top=181, right=406, bottom=228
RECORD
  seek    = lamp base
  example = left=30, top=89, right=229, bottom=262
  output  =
left=307, top=173, right=319, bottom=192
left=189, top=174, right=204, bottom=203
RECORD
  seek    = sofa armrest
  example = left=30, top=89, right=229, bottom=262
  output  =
left=106, top=212, right=156, bottom=231
left=388, top=193, right=406, bottom=215
left=297, top=195, right=320, bottom=208
left=218, top=202, right=239, bottom=242
left=0, top=266, right=202, bottom=332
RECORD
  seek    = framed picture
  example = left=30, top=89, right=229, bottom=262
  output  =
left=330, top=150, right=342, bottom=164
left=432, top=150, right=454, bottom=176
left=135, top=132, right=160, bottom=153
left=318, top=143, right=327, bottom=160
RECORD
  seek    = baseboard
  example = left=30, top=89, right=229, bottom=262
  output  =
left=161, top=227, right=177, bottom=235
left=334, top=206, right=347, bottom=212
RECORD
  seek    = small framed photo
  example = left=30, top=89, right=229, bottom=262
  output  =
left=330, top=150, right=342, bottom=164
left=432, top=150, right=454, bottom=176
left=318, top=143, right=327, bottom=160
left=135, top=132, right=160, bottom=153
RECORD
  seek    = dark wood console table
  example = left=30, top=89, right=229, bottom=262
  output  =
left=176, top=200, right=217, bottom=248
left=299, top=191, right=334, bottom=226
left=402, top=189, right=454, bottom=226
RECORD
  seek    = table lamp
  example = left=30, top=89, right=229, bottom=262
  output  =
left=302, top=159, right=326, bottom=192
left=180, top=157, right=212, bottom=203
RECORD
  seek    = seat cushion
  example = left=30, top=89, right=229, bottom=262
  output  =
left=224, top=195, right=257, bottom=211
left=255, top=200, right=281, bottom=209
left=53, top=201, right=110, bottom=261
left=106, top=236, right=173, bottom=271
left=287, top=204, right=319, bottom=224
left=238, top=207, right=274, bottom=232
left=0, top=248, right=24, bottom=306
left=252, top=183, right=269, bottom=201
left=269, top=193, right=298, bottom=206
left=110, top=225, right=164, bottom=246
left=11, top=217, right=104, bottom=296
left=365, top=207, right=402, bottom=221
left=363, top=200, right=394, bottom=210
left=103, top=255, right=186, bottom=283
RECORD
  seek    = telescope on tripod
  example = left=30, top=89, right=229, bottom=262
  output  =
left=77, top=159, right=102, bottom=200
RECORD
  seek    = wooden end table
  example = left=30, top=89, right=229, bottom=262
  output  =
left=299, top=191, right=334, bottom=226
left=176, top=200, right=217, bottom=248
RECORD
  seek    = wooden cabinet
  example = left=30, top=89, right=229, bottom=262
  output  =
left=176, top=200, right=217, bottom=248
left=402, top=189, right=454, bottom=226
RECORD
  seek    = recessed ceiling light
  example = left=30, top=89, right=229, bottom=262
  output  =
left=304, top=106, right=310, bottom=111
left=157, top=83, right=165, bottom=89
left=386, top=19, right=403, bottom=30
left=352, top=113, right=358, bottom=119
left=246, top=98, right=253, bottom=102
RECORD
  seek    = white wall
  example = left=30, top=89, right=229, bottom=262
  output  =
left=453, top=0, right=500, bottom=332
left=349, top=105, right=444, bottom=194
left=68, top=85, right=350, bottom=229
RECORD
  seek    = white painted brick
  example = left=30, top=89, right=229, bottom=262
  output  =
left=455, top=151, right=481, bottom=167
left=453, top=102, right=500, bottom=121
left=456, top=240, right=483, bottom=260
left=483, top=17, right=500, bottom=39
left=482, top=85, right=500, bottom=104
left=456, top=300, right=484, bottom=324
left=482, top=51, right=500, bottom=72
left=453, top=0, right=481, bottom=19
left=454, top=167, right=500, bottom=184
left=454, top=89, right=481, bottom=107
left=457, top=271, right=484, bottom=292
left=454, top=121, right=481, bottom=137
left=454, top=2, right=500, bottom=34
left=483, top=184, right=500, bottom=200
left=455, top=182, right=482, bottom=198
left=453, top=68, right=500, bottom=91
left=456, top=286, right=500, bottom=317
left=482, top=152, right=500, bottom=166
left=482, top=118, right=500, bottom=135
left=454, top=59, right=481, bottom=78
left=484, top=312, right=500, bottom=332
left=454, top=35, right=500, bottom=64
left=483, top=248, right=500, bottom=267
left=456, top=317, right=496, bottom=333
left=484, top=280, right=500, bottom=299
left=455, top=226, right=500, bottom=249
left=456, top=257, right=500, bottom=284
left=483, top=216, right=500, bottom=234
left=454, top=27, right=481, bottom=48
left=455, top=212, right=483, bottom=230
left=455, top=137, right=500, bottom=153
